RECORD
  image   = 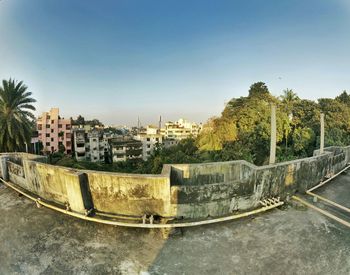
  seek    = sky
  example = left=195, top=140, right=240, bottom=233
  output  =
left=0, top=0, right=350, bottom=126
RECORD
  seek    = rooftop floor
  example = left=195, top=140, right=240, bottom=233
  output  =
left=1, top=172, right=350, bottom=274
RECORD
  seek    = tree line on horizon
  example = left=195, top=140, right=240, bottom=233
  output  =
left=1, top=78, right=350, bottom=174
left=138, top=82, right=350, bottom=173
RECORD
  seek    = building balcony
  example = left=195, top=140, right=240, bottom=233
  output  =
left=75, top=147, right=85, bottom=153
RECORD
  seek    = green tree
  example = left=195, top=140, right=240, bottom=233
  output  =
left=281, top=89, right=299, bottom=115
left=0, top=79, right=36, bottom=152
left=248, top=82, right=270, bottom=98
left=279, top=89, right=299, bottom=149
left=197, top=117, right=237, bottom=151
left=75, top=115, right=85, bottom=125
left=335, top=90, right=350, bottom=106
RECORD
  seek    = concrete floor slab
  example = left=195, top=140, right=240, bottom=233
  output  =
left=1, top=174, right=350, bottom=275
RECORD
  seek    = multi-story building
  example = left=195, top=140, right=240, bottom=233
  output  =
left=73, top=129, right=87, bottom=161
left=135, top=125, right=163, bottom=160
left=73, top=129, right=109, bottom=162
left=86, top=130, right=109, bottom=162
left=109, top=136, right=142, bottom=162
left=37, top=108, right=72, bottom=154
left=72, top=124, right=93, bottom=132
left=163, top=138, right=179, bottom=148
left=162, top=118, right=202, bottom=140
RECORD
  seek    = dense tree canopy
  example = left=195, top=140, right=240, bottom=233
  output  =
left=51, top=82, right=350, bottom=173
left=0, top=79, right=36, bottom=152
left=196, top=83, right=350, bottom=165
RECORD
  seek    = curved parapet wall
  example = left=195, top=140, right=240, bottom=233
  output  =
left=0, top=146, right=349, bottom=224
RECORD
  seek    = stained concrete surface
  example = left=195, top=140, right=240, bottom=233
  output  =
left=1, top=174, right=350, bottom=275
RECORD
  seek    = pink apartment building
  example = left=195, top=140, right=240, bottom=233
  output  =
left=37, top=108, right=72, bottom=154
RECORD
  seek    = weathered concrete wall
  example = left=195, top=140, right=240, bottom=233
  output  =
left=7, top=161, right=26, bottom=188
left=0, top=147, right=348, bottom=220
left=85, top=170, right=171, bottom=217
left=170, top=161, right=246, bottom=186
left=168, top=161, right=257, bottom=218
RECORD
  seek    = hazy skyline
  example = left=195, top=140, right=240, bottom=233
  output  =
left=1, top=0, right=350, bottom=126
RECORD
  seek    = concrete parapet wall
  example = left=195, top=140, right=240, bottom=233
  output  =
left=0, top=146, right=348, bottom=220
left=85, top=170, right=171, bottom=217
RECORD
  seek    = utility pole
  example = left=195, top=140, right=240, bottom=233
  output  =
left=320, top=113, right=324, bottom=154
left=269, top=104, right=276, bottom=165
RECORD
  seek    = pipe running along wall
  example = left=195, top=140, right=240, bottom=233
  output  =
left=0, top=145, right=349, bottom=225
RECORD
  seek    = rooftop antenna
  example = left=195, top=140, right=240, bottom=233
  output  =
left=159, top=115, right=162, bottom=130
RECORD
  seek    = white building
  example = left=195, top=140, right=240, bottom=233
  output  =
left=109, top=136, right=143, bottom=162
left=162, top=118, right=202, bottom=140
left=73, top=129, right=109, bottom=162
left=135, top=125, right=163, bottom=160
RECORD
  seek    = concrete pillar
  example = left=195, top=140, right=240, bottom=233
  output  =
left=269, top=104, right=276, bottom=165
left=0, top=156, right=9, bottom=181
left=65, top=172, right=93, bottom=214
left=320, top=113, right=324, bottom=154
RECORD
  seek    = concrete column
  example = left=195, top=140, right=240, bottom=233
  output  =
left=269, top=104, right=276, bottom=165
left=0, top=156, right=9, bottom=181
left=320, top=113, right=325, bottom=154
left=65, top=172, right=93, bottom=214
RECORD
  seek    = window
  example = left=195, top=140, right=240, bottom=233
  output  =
left=66, top=125, right=71, bottom=130
left=147, top=145, right=151, bottom=148
left=46, top=133, right=50, bottom=137
left=38, top=124, right=42, bottom=130
left=156, top=138, right=159, bottom=141
left=51, top=129, right=54, bottom=133
left=46, top=124, right=50, bottom=128
left=51, top=120, right=54, bottom=124
left=51, top=138, right=54, bottom=142
left=58, top=124, right=62, bottom=128
left=147, top=138, right=150, bottom=141
left=46, top=142, right=50, bottom=146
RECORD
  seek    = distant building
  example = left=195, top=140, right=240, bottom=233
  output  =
left=73, top=129, right=86, bottom=161
left=109, top=136, right=143, bottom=162
left=86, top=130, right=109, bottom=162
left=73, top=129, right=109, bottom=162
left=162, top=118, right=202, bottom=140
left=163, top=138, right=179, bottom=148
left=29, top=131, right=41, bottom=154
left=72, top=124, right=93, bottom=132
left=37, top=108, right=72, bottom=154
left=135, top=125, right=163, bottom=160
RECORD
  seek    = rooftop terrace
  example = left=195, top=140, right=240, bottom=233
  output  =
left=1, top=171, right=350, bottom=274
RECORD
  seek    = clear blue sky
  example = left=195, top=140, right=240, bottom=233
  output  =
left=1, top=0, right=349, bottom=126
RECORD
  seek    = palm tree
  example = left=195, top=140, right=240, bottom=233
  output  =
left=281, top=89, right=299, bottom=114
left=280, top=89, right=299, bottom=150
left=0, top=79, right=36, bottom=152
